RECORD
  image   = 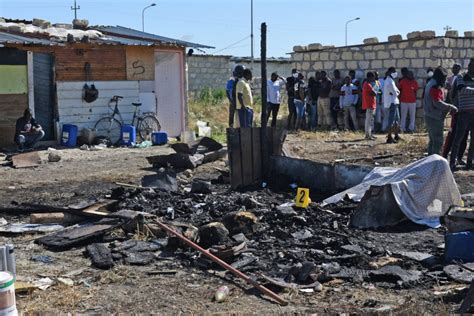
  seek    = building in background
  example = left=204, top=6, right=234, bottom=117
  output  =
left=0, top=18, right=212, bottom=147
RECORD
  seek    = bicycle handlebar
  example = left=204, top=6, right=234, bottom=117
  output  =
left=111, top=95, right=124, bottom=101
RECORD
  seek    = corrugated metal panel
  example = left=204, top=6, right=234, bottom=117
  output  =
left=33, top=52, right=54, bottom=140
left=96, top=26, right=214, bottom=49
left=56, top=80, right=140, bottom=133
left=0, top=32, right=52, bottom=45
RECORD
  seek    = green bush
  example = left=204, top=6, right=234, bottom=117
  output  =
left=198, top=87, right=226, bottom=105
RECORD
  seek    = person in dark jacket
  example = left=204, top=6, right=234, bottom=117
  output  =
left=423, top=67, right=458, bottom=155
left=15, top=108, right=45, bottom=150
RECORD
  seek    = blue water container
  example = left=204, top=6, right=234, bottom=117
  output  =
left=151, top=131, right=168, bottom=145
left=121, top=125, right=136, bottom=146
left=445, top=231, right=474, bottom=263
left=61, top=124, right=78, bottom=147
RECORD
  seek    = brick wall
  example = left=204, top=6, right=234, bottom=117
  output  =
left=291, top=32, right=474, bottom=128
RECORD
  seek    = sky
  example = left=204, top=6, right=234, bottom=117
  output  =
left=0, top=0, right=473, bottom=57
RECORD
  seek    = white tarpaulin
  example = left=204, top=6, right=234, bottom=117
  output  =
left=322, top=155, right=462, bottom=228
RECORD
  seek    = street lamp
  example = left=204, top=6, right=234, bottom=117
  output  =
left=142, top=3, right=156, bottom=32
left=345, top=17, right=360, bottom=46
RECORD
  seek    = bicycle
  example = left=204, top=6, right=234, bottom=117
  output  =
left=94, top=95, right=161, bottom=145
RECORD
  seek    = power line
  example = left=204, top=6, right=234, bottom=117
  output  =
left=213, top=36, right=250, bottom=54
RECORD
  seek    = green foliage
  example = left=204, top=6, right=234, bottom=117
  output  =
left=198, top=87, right=226, bottom=105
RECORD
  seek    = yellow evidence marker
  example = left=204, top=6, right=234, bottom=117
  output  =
left=295, top=188, right=311, bottom=208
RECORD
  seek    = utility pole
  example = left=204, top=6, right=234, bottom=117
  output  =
left=71, top=0, right=80, bottom=19
left=250, top=0, right=254, bottom=71
left=444, top=25, right=452, bottom=32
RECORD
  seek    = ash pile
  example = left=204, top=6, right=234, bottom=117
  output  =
left=28, top=171, right=457, bottom=293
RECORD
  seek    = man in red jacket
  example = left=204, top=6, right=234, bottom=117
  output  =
left=362, top=72, right=378, bottom=140
left=398, top=71, right=419, bottom=133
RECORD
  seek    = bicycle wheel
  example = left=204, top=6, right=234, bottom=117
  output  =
left=138, top=115, right=161, bottom=140
left=94, top=117, right=122, bottom=145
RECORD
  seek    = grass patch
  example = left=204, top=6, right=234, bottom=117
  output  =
left=188, top=88, right=290, bottom=143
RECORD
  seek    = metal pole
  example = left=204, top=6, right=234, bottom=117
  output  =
left=345, top=17, right=360, bottom=46
left=345, top=21, right=348, bottom=46
left=250, top=0, right=254, bottom=70
left=142, top=3, right=156, bottom=32
left=152, top=219, right=288, bottom=305
left=261, top=23, right=267, bottom=128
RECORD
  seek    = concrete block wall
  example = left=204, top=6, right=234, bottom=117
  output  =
left=291, top=34, right=474, bottom=128
left=187, top=55, right=292, bottom=99
left=187, top=55, right=232, bottom=99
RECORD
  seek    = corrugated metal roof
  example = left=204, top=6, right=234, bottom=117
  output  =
left=96, top=25, right=214, bottom=49
left=0, top=32, right=53, bottom=45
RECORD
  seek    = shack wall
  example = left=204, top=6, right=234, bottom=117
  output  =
left=0, top=48, right=28, bottom=147
left=56, top=81, right=140, bottom=138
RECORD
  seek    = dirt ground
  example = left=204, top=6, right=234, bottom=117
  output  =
left=0, top=132, right=472, bottom=314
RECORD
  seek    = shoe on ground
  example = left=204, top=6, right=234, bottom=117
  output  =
left=467, top=163, right=473, bottom=170
left=394, top=135, right=402, bottom=141
left=370, top=136, right=377, bottom=140
left=450, top=164, right=457, bottom=172
left=386, top=137, right=395, bottom=144
left=458, top=159, right=467, bottom=166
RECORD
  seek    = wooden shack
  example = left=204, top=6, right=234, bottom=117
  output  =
left=0, top=20, right=212, bottom=147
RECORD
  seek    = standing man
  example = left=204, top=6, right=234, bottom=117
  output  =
left=424, top=67, right=457, bottom=156
left=226, top=69, right=236, bottom=127
left=340, top=76, right=359, bottom=131
left=450, top=59, right=474, bottom=170
left=236, top=69, right=254, bottom=128
left=330, top=70, right=343, bottom=129
left=293, top=73, right=306, bottom=131
left=15, top=108, right=45, bottom=151
left=362, top=72, right=378, bottom=140
left=383, top=67, right=401, bottom=143
left=398, top=71, right=419, bottom=133
left=266, top=72, right=286, bottom=128
left=317, top=71, right=332, bottom=129
left=286, top=69, right=298, bottom=130
left=443, top=64, right=468, bottom=162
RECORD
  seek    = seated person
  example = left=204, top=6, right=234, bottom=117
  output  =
left=15, top=109, right=45, bottom=150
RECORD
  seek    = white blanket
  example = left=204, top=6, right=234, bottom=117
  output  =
left=322, top=155, right=462, bottom=228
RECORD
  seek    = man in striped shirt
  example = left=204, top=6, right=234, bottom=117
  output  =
left=450, top=58, right=474, bottom=170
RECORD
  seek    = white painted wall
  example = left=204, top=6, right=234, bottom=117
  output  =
left=155, top=50, right=185, bottom=137
left=57, top=81, right=140, bottom=134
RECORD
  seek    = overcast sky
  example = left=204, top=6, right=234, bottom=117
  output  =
left=1, top=0, right=473, bottom=57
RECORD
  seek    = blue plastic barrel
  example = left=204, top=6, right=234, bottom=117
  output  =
left=445, top=231, right=474, bottom=263
left=121, top=125, right=136, bottom=146
left=60, top=124, right=78, bottom=147
left=151, top=131, right=168, bottom=145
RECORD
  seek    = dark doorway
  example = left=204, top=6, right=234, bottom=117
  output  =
left=33, top=52, right=54, bottom=140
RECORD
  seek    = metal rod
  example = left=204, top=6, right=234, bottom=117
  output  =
left=153, top=219, right=288, bottom=306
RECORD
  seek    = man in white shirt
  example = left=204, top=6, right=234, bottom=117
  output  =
left=383, top=67, right=401, bottom=143
left=339, top=76, right=359, bottom=130
left=266, top=72, right=286, bottom=127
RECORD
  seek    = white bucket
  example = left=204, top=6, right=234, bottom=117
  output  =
left=180, top=131, right=196, bottom=144
left=0, top=272, right=16, bottom=316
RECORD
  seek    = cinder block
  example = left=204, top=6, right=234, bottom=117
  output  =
left=308, top=43, right=322, bottom=51
left=363, top=37, right=379, bottom=44
left=420, top=30, right=436, bottom=39
left=464, top=31, right=474, bottom=37
left=445, top=30, right=459, bottom=37
left=388, top=34, right=403, bottom=42
left=407, top=31, right=421, bottom=39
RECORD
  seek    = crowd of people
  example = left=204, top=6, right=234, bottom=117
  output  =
left=225, top=58, right=474, bottom=171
